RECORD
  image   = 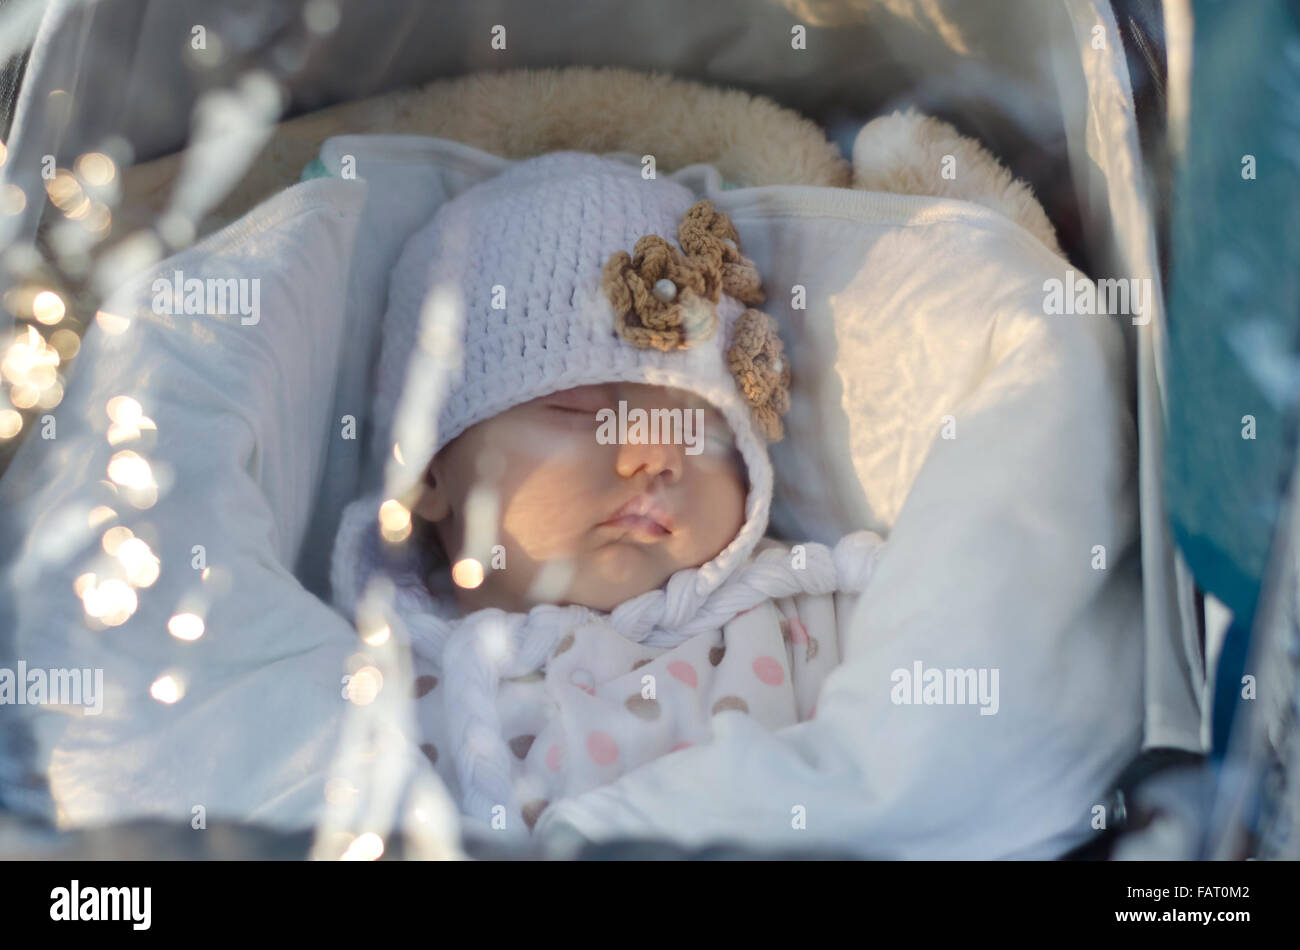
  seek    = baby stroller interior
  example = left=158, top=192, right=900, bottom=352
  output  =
left=0, top=0, right=1296, bottom=865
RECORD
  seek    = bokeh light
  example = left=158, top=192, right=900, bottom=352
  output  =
left=345, top=666, right=383, bottom=706
left=106, top=450, right=152, bottom=490
left=116, top=536, right=160, bottom=587
left=0, top=409, right=21, bottom=439
left=81, top=577, right=138, bottom=626
left=149, top=675, right=183, bottom=704
left=340, top=831, right=384, bottom=861
left=32, top=291, right=66, bottom=325
left=74, top=151, right=117, bottom=186
left=452, top=557, right=484, bottom=589
left=378, top=498, right=411, bottom=542
left=167, top=613, right=205, bottom=641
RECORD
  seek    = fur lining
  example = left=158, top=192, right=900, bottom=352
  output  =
left=850, top=109, right=1061, bottom=253
left=109, top=68, right=1057, bottom=253
left=112, top=66, right=851, bottom=241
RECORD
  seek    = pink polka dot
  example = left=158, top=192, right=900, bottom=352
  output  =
left=752, top=655, right=785, bottom=686
left=669, top=741, right=693, bottom=752
left=788, top=617, right=809, bottom=644
left=586, top=730, right=619, bottom=766
left=667, top=661, right=698, bottom=688
left=545, top=744, right=563, bottom=772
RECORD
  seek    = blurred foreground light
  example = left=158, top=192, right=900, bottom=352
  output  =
left=340, top=832, right=384, bottom=862
left=378, top=498, right=411, bottom=542
left=87, top=505, right=116, bottom=528
left=168, top=613, right=204, bottom=641
left=100, top=524, right=133, bottom=555
left=9, top=384, right=37, bottom=409
left=452, top=557, right=484, bottom=590
left=74, top=151, right=116, bottom=187
left=45, top=170, right=83, bottom=212
left=49, top=329, right=80, bottom=360
left=106, top=395, right=156, bottom=443
left=157, top=212, right=195, bottom=249
left=81, top=202, right=111, bottom=234
left=95, top=309, right=131, bottom=335
left=361, top=623, right=390, bottom=647
left=304, top=0, right=342, bottom=34
left=1, top=184, right=26, bottom=215
left=3, top=325, right=59, bottom=386
left=32, top=291, right=65, bottom=325
left=81, top=577, right=137, bottom=626
left=116, top=536, right=160, bottom=588
left=107, top=450, right=152, bottom=490
left=346, top=666, right=382, bottom=706
left=149, top=675, right=182, bottom=704
left=107, top=395, right=142, bottom=426
left=125, top=481, right=159, bottom=510
left=35, top=380, right=63, bottom=409
left=324, top=778, right=358, bottom=805
left=0, top=409, right=20, bottom=439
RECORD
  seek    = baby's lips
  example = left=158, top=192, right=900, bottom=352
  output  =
left=601, top=492, right=677, bottom=533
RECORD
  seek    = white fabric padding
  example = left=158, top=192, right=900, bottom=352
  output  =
left=534, top=185, right=1146, bottom=858
left=1, top=179, right=379, bottom=828
left=294, top=135, right=511, bottom=597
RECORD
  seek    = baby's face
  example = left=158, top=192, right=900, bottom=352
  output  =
left=413, top=382, right=748, bottom=613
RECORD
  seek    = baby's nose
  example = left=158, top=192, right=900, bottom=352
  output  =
left=614, top=436, right=685, bottom=484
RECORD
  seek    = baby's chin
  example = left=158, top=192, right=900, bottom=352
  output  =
left=560, top=545, right=684, bottom=612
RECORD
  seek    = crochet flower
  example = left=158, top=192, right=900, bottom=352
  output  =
left=678, top=200, right=766, bottom=307
left=726, top=308, right=791, bottom=442
left=602, top=234, right=719, bottom=351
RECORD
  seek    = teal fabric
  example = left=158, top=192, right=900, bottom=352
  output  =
left=1165, top=0, right=1300, bottom=629
left=1166, top=0, right=1300, bottom=753
left=300, top=157, right=329, bottom=182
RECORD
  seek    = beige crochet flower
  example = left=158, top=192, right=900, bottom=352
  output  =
left=677, top=200, right=766, bottom=307
left=601, top=234, right=719, bottom=351
left=726, top=308, right=791, bottom=442
left=602, top=201, right=790, bottom=442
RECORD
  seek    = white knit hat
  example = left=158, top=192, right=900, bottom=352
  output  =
left=331, top=150, right=791, bottom=620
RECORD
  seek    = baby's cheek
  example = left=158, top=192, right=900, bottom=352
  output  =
left=680, top=474, right=746, bottom=561
left=500, top=464, right=598, bottom=555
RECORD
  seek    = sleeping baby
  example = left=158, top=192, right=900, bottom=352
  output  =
left=329, top=151, right=882, bottom=838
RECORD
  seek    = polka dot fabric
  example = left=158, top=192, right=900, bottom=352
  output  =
left=409, top=537, right=859, bottom=832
